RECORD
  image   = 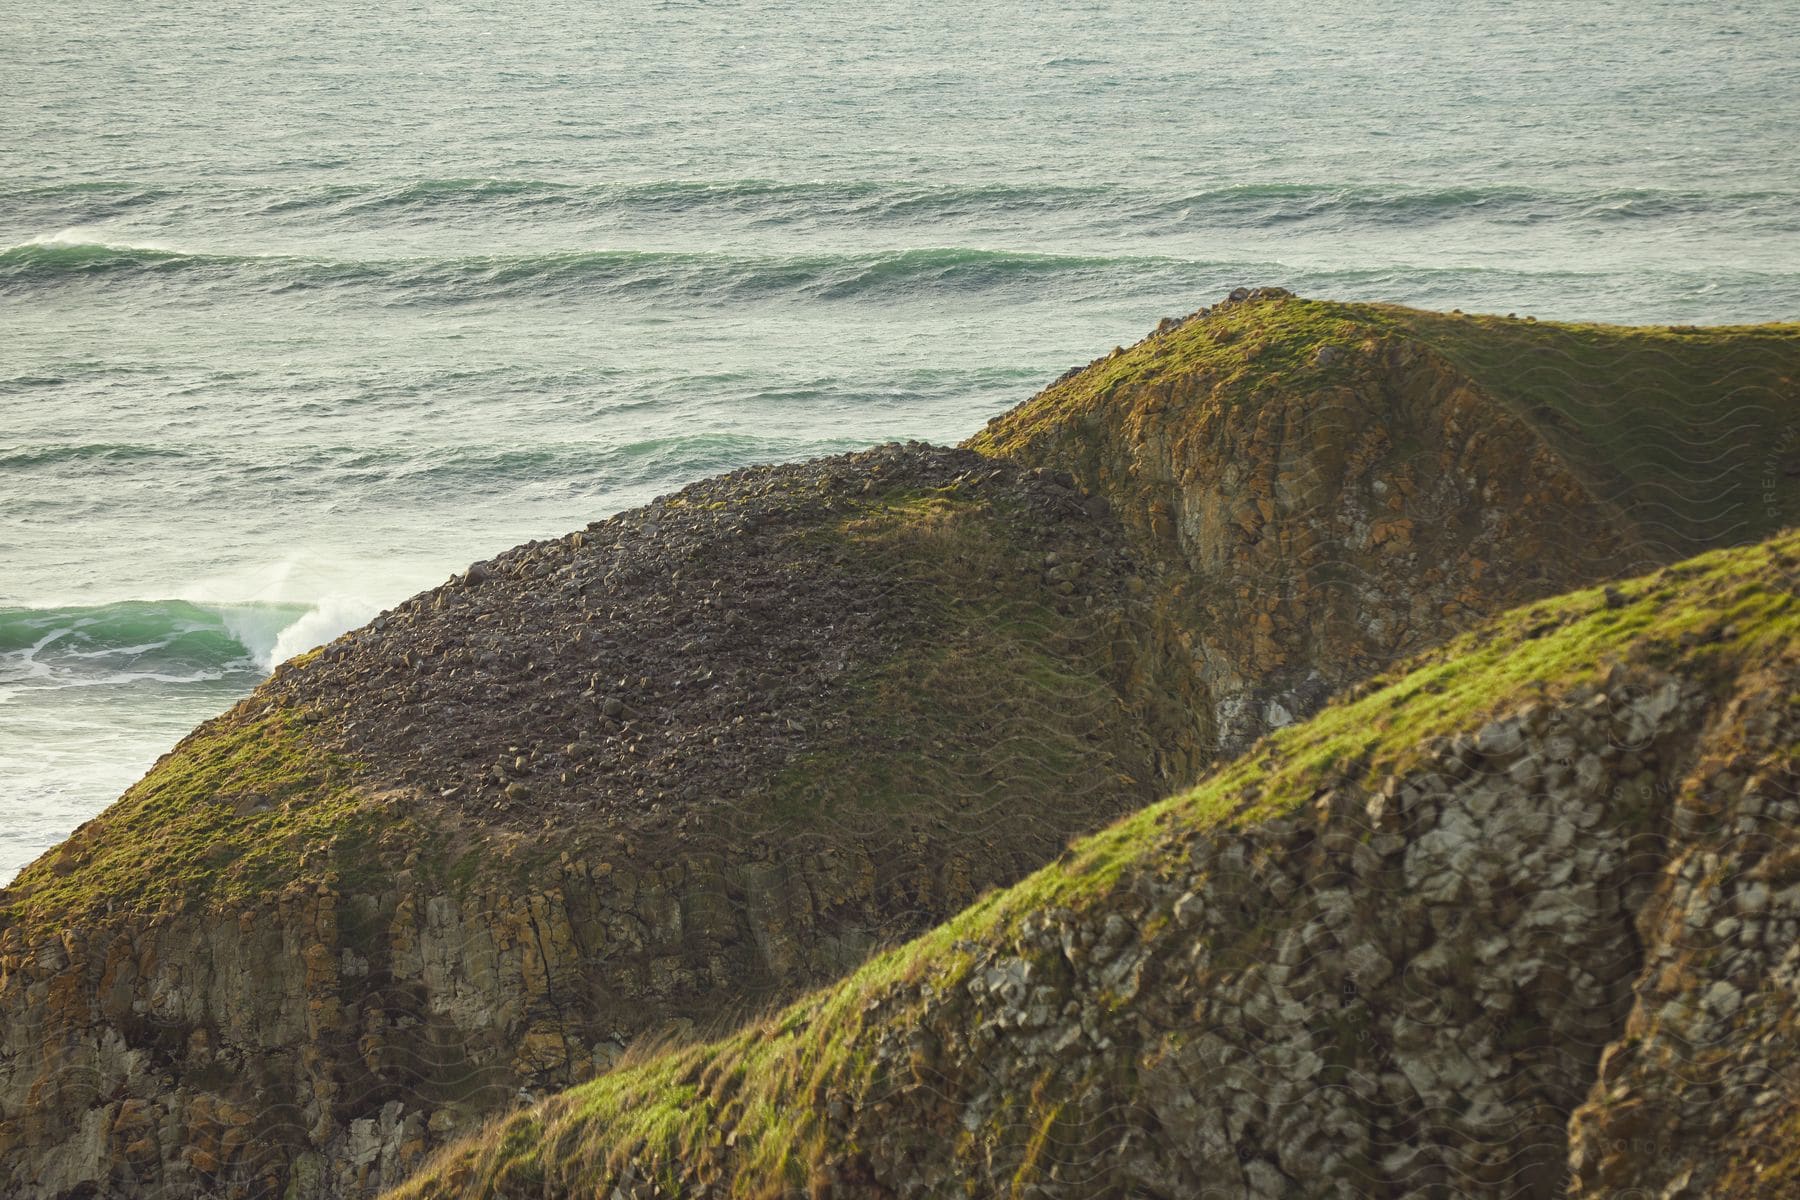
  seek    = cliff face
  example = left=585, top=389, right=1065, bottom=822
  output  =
left=390, top=532, right=1800, bottom=1199
left=2, top=297, right=1795, bottom=1199
left=968, top=290, right=1800, bottom=754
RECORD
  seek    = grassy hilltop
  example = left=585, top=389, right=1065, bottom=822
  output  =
left=974, top=293, right=1800, bottom=556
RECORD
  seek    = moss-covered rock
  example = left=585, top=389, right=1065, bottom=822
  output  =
left=389, top=531, right=1800, bottom=1200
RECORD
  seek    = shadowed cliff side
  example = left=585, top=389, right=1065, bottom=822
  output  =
left=390, top=531, right=1800, bottom=1200
left=1, top=297, right=1795, bottom=1199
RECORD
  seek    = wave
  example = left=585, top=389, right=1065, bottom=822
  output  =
left=7, top=232, right=1788, bottom=319
left=1140, top=182, right=1794, bottom=227
left=0, top=237, right=209, bottom=278
left=0, top=240, right=1193, bottom=304
left=302, top=432, right=874, bottom=495
left=251, top=176, right=1117, bottom=223
left=1, top=182, right=175, bottom=225
left=0, top=598, right=371, bottom=688
left=377, top=177, right=1791, bottom=228
left=10, top=176, right=1792, bottom=234
left=0, top=443, right=192, bottom=469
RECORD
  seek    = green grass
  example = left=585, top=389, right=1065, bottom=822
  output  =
left=969, top=294, right=1800, bottom=552
left=1392, top=305, right=1800, bottom=548
left=0, top=703, right=390, bottom=932
left=387, top=529, right=1800, bottom=1200
left=966, top=294, right=1380, bottom=458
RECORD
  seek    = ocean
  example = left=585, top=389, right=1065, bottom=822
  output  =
left=4, top=0, right=1798, bottom=884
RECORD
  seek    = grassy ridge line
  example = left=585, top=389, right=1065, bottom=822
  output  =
left=970, top=295, right=1800, bottom=551
left=1392, top=305, right=1800, bottom=552
left=386, top=530, right=1799, bottom=1198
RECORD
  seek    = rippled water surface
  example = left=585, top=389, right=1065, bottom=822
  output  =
left=4, top=0, right=1798, bottom=881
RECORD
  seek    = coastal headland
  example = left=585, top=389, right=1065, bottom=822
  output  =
left=3, top=291, right=1797, bottom=1198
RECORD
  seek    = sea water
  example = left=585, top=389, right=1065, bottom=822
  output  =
left=4, top=0, right=1799, bottom=882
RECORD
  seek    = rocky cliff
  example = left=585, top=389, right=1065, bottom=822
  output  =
left=970, top=289, right=1800, bottom=752
left=1, top=294, right=1795, bottom=1199
left=389, top=530, right=1800, bottom=1199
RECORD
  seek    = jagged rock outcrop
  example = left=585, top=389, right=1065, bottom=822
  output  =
left=391, top=531, right=1800, bottom=1199
left=2, top=296, right=1795, bottom=1199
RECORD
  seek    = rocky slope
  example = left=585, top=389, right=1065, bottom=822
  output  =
left=1, top=294, right=1795, bottom=1199
left=389, top=530, right=1800, bottom=1200
left=1, top=445, right=1196, bottom=1200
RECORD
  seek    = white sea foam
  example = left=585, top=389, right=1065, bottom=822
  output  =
left=263, top=596, right=379, bottom=669
left=181, top=553, right=415, bottom=669
left=21, top=225, right=182, bottom=253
